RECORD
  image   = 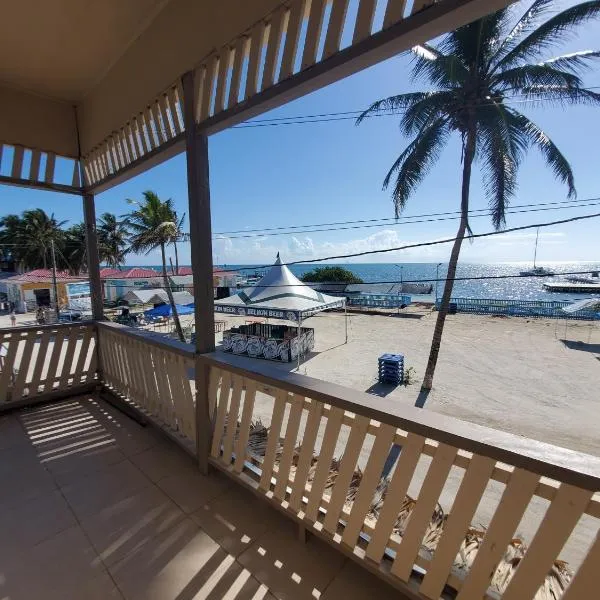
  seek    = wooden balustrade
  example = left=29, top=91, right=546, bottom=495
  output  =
left=202, top=351, right=600, bottom=600
left=0, top=322, right=97, bottom=408
left=97, top=322, right=196, bottom=446
left=90, top=323, right=600, bottom=598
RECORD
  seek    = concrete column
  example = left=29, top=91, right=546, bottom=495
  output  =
left=83, top=193, right=104, bottom=321
left=182, top=71, right=215, bottom=475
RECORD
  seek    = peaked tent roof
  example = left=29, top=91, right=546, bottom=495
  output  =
left=214, top=254, right=345, bottom=321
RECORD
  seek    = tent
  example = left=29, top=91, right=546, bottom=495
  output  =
left=144, top=303, right=195, bottom=318
left=122, top=288, right=194, bottom=305
left=214, top=254, right=345, bottom=321
left=214, top=254, right=347, bottom=367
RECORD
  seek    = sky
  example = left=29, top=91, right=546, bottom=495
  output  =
left=3, top=0, right=600, bottom=266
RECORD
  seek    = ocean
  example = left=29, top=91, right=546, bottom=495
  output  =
left=220, top=262, right=600, bottom=303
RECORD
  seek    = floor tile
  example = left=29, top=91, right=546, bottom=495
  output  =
left=0, top=414, right=30, bottom=450
left=0, top=489, right=76, bottom=563
left=61, top=458, right=150, bottom=519
left=321, top=560, right=403, bottom=599
left=130, top=441, right=199, bottom=483
left=157, top=467, right=233, bottom=514
left=109, top=517, right=223, bottom=600
left=238, top=521, right=346, bottom=600
left=190, top=485, right=287, bottom=557
left=0, top=451, right=56, bottom=509
left=0, top=526, right=111, bottom=600
left=80, top=484, right=186, bottom=567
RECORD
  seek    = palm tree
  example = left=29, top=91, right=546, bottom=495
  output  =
left=63, top=223, right=88, bottom=274
left=358, top=0, right=600, bottom=391
left=172, top=211, right=186, bottom=275
left=125, top=191, right=185, bottom=342
left=0, top=209, right=66, bottom=270
left=98, top=213, right=129, bottom=269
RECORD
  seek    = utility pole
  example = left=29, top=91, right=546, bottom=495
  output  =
left=51, top=239, right=60, bottom=321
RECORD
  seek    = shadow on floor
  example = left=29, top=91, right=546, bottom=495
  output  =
left=560, top=339, right=600, bottom=354
left=365, top=382, right=399, bottom=398
left=414, top=389, right=430, bottom=409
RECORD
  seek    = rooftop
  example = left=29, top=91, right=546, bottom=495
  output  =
left=6, top=269, right=87, bottom=284
left=0, top=395, right=404, bottom=600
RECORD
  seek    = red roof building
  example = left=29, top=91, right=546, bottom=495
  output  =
left=100, top=267, right=159, bottom=279
left=6, top=269, right=86, bottom=283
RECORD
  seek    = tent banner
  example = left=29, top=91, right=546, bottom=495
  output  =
left=215, top=305, right=300, bottom=321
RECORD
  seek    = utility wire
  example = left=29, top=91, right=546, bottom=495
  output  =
left=210, top=200, right=600, bottom=240
left=211, top=197, right=599, bottom=237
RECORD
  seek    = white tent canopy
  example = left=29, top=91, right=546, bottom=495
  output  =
left=123, top=289, right=194, bottom=305
left=214, top=254, right=345, bottom=321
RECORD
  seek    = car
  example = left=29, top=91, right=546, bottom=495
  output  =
left=58, top=308, right=82, bottom=322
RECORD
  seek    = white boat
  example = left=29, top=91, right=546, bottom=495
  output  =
left=520, top=228, right=554, bottom=277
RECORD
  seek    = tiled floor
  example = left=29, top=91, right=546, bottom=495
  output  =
left=0, top=396, right=405, bottom=600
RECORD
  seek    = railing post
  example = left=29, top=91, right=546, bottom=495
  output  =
left=182, top=70, right=215, bottom=475
left=83, top=193, right=104, bottom=321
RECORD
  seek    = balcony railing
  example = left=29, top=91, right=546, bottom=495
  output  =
left=1, top=319, right=599, bottom=599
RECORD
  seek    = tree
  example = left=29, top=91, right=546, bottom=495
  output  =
left=0, top=209, right=66, bottom=270
left=125, top=191, right=185, bottom=342
left=171, top=211, right=186, bottom=274
left=63, top=223, right=88, bottom=274
left=357, top=0, right=600, bottom=390
left=301, top=266, right=364, bottom=284
left=98, top=213, right=129, bottom=269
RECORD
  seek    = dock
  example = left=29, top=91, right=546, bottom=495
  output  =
left=543, top=281, right=600, bottom=293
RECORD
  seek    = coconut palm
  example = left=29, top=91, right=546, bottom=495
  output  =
left=63, top=223, right=88, bottom=274
left=125, top=191, right=185, bottom=342
left=357, top=0, right=600, bottom=390
left=98, top=213, right=129, bottom=269
left=171, top=211, right=186, bottom=275
left=0, top=209, right=66, bottom=270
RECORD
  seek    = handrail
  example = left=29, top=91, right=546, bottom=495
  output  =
left=0, top=320, right=96, bottom=334
left=96, top=321, right=194, bottom=359
left=200, top=350, right=600, bottom=492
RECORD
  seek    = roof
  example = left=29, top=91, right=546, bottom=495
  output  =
left=175, top=267, right=193, bottom=275
left=122, top=288, right=193, bottom=305
left=6, top=269, right=87, bottom=284
left=99, top=268, right=121, bottom=278
left=214, top=254, right=345, bottom=321
left=102, top=267, right=160, bottom=279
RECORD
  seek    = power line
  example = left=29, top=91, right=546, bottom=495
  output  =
left=214, top=211, right=600, bottom=272
left=211, top=199, right=600, bottom=240
left=211, top=197, right=600, bottom=237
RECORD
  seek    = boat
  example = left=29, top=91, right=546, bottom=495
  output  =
left=519, top=228, right=554, bottom=277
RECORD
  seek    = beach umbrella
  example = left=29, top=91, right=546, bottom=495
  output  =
left=144, top=303, right=194, bottom=318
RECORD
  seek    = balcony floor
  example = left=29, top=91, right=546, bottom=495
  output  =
left=0, top=396, right=405, bottom=600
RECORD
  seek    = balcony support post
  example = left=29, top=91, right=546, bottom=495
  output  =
left=182, top=70, right=215, bottom=475
left=83, top=193, right=104, bottom=321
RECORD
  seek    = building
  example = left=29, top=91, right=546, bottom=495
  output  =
left=101, top=267, right=162, bottom=301
left=4, top=269, right=89, bottom=312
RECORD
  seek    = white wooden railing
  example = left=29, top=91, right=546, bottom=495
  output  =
left=0, top=322, right=97, bottom=407
left=93, top=324, right=600, bottom=599
left=97, top=322, right=196, bottom=447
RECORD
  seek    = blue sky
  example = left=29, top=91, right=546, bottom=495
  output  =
left=3, top=0, right=600, bottom=266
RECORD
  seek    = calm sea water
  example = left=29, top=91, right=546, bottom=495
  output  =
left=219, top=262, right=600, bottom=303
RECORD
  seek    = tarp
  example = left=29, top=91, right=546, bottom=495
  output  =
left=144, top=303, right=195, bottom=318
left=562, top=297, right=600, bottom=314
left=214, top=254, right=345, bottom=321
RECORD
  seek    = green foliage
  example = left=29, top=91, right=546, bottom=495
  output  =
left=301, top=266, right=363, bottom=284
left=98, top=213, right=130, bottom=269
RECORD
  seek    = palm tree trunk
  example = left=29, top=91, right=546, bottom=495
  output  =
left=422, top=126, right=476, bottom=391
left=174, top=242, right=179, bottom=275
left=161, top=242, right=185, bottom=342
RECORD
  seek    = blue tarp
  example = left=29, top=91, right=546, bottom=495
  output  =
left=144, top=303, right=195, bottom=318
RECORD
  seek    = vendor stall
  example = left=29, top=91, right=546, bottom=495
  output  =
left=215, top=254, right=346, bottom=366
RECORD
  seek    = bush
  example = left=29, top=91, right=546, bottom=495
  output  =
left=301, top=266, right=363, bottom=284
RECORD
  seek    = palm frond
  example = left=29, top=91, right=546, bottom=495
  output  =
left=399, top=91, right=456, bottom=135
left=492, top=64, right=582, bottom=91
left=509, top=109, right=576, bottom=198
left=497, top=1, right=600, bottom=70
left=383, top=118, right=450, bottom=217
left=517, top=85, right=600, bottom=108
left=356, top=93, right=432, bottom=124
left=491, top=0, right=555, bottom=67
left=411, top=44, right=469, bottom=87
left=540, top=49, right=600, bottom=72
